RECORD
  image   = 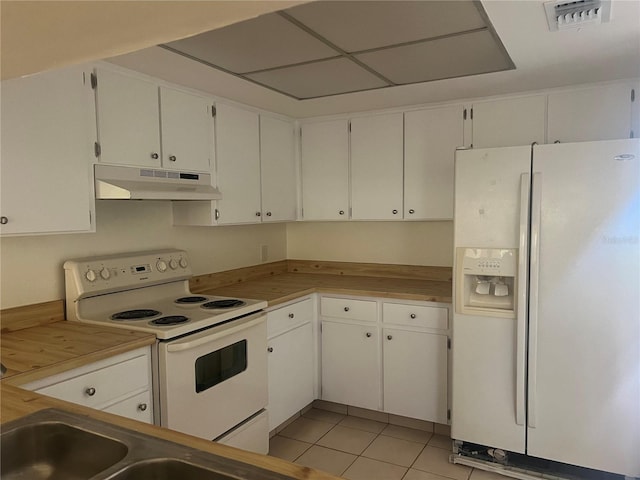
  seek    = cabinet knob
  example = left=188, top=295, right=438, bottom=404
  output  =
left=266, top=212, right=272, bottom=217
left=137, top=403, right=148, bottom=412
left=168, top=155, right=177, bottom=162
left=339, top=210, right=345, bottom=215
left=392, top=209, right=398, bottom=215
left=410, top=313, right=416, bottom=319
left=150, top=152, right=159, bottom=159
left=0, top=216, right=8, bottom=225
left=288, top=313, right=294, bottom=318
left=366, top=332, right=372, bottom=338
left=267, top=347, right=274, bottom=353
left=408, top=209, right=415, bottom=214
left=85, top=387, right=96, bottom=397
left=256, top=212, right=261, bottom=217
left=387, top=335, right=393, bottom=340
left=344, top=307, right=350, bottom=312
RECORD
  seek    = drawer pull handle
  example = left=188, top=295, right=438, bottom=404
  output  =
left=138, top=403, right=148, bottom=412
left=366, top=332, right=372, bottom=338
left=339, top=210, right=345, bottom=215
left=344, top=307, right=350, bottom=312
left=387, top=335, right=393, bottom=340
left=392, top=209, right=398, bottom=215
left=267, top=347, right=274, bottom=353
left=410, top=313, right=416, bottom=319
left=408, top=209, right=415, bottom=214
left=151, top=152, right=159, bottom=159
left=168, top=155, right=177, bottom=162
left=85, top=387, right=96, bottom=397
left=288, top=313, right=294, bottom=318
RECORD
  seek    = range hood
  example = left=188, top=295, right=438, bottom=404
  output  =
left=94, top=164, right=221, bottom=201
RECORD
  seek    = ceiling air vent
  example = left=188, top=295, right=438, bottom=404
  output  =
left=544, top=0, right=611, bottom=31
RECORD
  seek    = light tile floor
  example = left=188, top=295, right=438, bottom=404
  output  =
left=269, top=409, right=506, bottom=480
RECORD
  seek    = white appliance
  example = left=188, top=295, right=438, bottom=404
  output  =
left=64, top=249, right=269, bottom=453
left=451, top=139, right=639, bottom=478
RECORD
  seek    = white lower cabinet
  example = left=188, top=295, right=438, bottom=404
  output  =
left=267, top=298, right=315, bottom=431
left=23, top=346, right=153, bottom=424
left=320, top=295, right=450, bottom=424
left=321, top=321, right=381, bottom=411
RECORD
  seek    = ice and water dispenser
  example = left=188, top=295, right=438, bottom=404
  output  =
left=455, top=248, right=517, bottom=318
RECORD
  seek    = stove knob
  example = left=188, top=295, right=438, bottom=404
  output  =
left=179, top=258, right=188, bottom=269
left=85, top=269, right=97, bottom=282
left=156, top=260, right=168, bottom=272
left=169, top=259, right=178, bottom=270
left=99, top=267, right=111, bottom=280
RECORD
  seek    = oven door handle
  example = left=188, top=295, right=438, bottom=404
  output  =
left=166, top=313, right=265, bottom=352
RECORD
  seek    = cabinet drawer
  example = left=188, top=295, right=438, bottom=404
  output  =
left=267, top=298, right=313, bottom=338
left=383, top=303, right=448, bottom=330
left=36, top=354, right=150, bottom=409
left=103, top=391, right=153, bottom=424
left=321, top=297, right=377, bottom=322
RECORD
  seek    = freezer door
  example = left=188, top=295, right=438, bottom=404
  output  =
left=452, top=146, right=531, bottom=453
left=527, top=139, right=640, bottom=477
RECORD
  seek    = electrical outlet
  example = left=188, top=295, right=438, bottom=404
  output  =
left=260, top=245, right=268, bottom=263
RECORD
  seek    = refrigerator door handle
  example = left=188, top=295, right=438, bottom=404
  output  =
left=516, top=173, right=530, bottom=426
left=528, top=172, right=543, bottom=428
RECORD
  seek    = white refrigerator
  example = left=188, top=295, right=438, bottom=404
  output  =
left=451, top=139, right=639, bottom=477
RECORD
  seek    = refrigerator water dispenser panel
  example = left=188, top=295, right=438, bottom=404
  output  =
left=456, top=248, right=517, bottom=318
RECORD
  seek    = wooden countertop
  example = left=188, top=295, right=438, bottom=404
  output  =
left=1, top=321, right=156, bottom=386
left=198, top=272, right=452, bottom=307
left=0, top=383, right=340, bottom=480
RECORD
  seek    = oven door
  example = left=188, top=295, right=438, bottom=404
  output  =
left=157, top=312, right=267, bottom=441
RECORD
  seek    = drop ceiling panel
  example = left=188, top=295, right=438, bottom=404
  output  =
left=165, top=14, right=338, bottom=74
left=246, top=58, right=389, bottom=99
left=355, top=30, right=513, bottom=85
left=286, top=1, right=487, bottom=53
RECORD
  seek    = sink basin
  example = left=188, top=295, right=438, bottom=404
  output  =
left=0, top=421, right=128, bottom=480
left=108, top=458, right=240, bottom=480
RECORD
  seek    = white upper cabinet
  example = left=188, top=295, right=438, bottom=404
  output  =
left=159, top=86, right=213, bottom=172
left=350, top=113, right=404, bottom=220
left=94, top=68, right=161, bottom=168
left=94, top=68, right=212, bottom=172
left=215, top=103, right=262, bottom=224
left=472, top=95, right=546, bottom=148
left=260, top=116, right=297, bottom=222
left=300, top=119, right=350, bottom=220
left=404, top=105, right=464, bottom=220
left=547, top=83, right=635, bottom=143
left=1, top=65, right=95, bottom=236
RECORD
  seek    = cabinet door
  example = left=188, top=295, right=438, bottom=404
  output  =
left=547, top=83, right=634, bottom=143
left=404, top=105, right=464, bottom=220
left=215, top=103, right=262, bottom=224
left=260, top=116, right=297, bottom=222
left=321, top=321, right=380, bottom=410
left=300, top=120, right=350, bottom=220
left=94, top=68, right=161, bottom=167
left=159, top=86, right=213, bottom=172
left=0, top=65, right=94, bottom=235
left=472, top=95, right=546, bottom=148
left=383, top=328, right=448, bottom=423
left=267, top=323, right=315, bottom=430
left=351, top=113, right=404, bottom=220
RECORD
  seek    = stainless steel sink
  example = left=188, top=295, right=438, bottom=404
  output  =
left=1, top=409, right=293, bottom=480
left=1, top=421, right=128, bottom=480
left=107, top=458, right=240, bottom=479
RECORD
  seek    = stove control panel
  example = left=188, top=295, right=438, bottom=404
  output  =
left=64, top=249, right=193, bottom=298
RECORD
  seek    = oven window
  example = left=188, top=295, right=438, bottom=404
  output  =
left=194, top=340, right=247, bottom=393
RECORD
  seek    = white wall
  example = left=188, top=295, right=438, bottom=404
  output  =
left=287, top=221, right=453, bottom=267
left=0, top=201, right=287, bottom=309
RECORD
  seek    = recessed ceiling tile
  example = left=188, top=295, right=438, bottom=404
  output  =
left=164, top=13, right=338, bottom=74
left=285, top=1, right=486, bottom=52
left=246, top=58, right=389, bottom=99
left=355, top=30, right=514, bottom=85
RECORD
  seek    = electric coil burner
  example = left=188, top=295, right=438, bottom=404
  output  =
left=175, top=296, right=208, bottom=304
left=150, top=315, right=189, bottom=326
left=201, top=299, right=246, bottom=309
left=111, top=309, right=161, bottom=320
